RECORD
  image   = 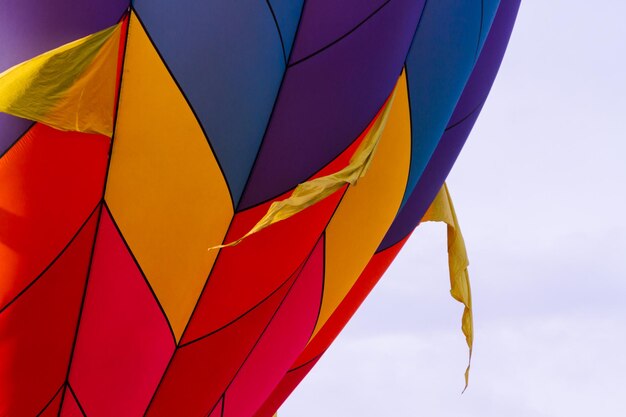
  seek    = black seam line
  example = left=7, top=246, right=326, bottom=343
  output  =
left=141, top=214, right=238, bottom=417
left=475, top=0, right=485, bottom=61
left=219, top=394, right=225, bottom=417
left=287, top=352, right=324, bottom=373
left=265, top=0, right=287, bottom=65
left=236, top=96, right=383, bottom=214
left=58, top=16, right=132, bottom=416
left=375, top=0, right=430, bottom=254
left=399, top=64, right=414, bottom=203
left=444, top=97, right=486, bottom=132
left=67, top=384, right=87, bottom=417
left=0, top=121, right=35, bottom=160
left=35, top=384, right=64, bottom=417
left=56, top=204, right=103, bottom=417
left=203, top=234, right=324, bottom=417
left=234, top=0, right=308, bottom=212
left=103, top=202, right=177, bottom=344
left=307, top=230, right=326, bottom=339
left=203, top=394, right=222, bottom=417
left=0, top=203, right=100, bottom=316
left=179, top=265, right=299, bottom=348
left=130, top=9, right=236, bottom=209
left=288, top=0, right=393, bottom=68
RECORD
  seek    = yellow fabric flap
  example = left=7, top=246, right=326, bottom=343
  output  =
left=0, top=22, right=122, bottom=136
left=422, top=183, right=473, bottom=392
left=212, top=88, right=397, bottom=250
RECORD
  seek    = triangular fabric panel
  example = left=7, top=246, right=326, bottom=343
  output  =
left=223, top=237, right=324, bottom=417
left=68, top=208, right=175, bottom=417
left=0, top=123, right=109, bottom=310
left=0, top=208, right=99, bottom=417
left=145, top=270, right=297, bottom=417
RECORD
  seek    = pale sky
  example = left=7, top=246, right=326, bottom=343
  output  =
left=281, top=1, right=626, bottom=416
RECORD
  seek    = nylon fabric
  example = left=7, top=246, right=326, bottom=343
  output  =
left=0, top=23, right=122, bottom=136
left=422, top=183, right=473, bottom=390
left=213, top=88, right=396, bottom=250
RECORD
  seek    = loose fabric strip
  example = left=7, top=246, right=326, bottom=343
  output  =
left=212, top=87, right=397, bottom=249
left=0, top=22, right=122, bottom=136
left=422, top=183, right=473, bottom=391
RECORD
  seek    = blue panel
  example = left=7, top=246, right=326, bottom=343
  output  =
left=268, top=0, right=305, bottom=59
left=400, top=0, right=499, bottom=208
left=477, top=0, right=501, bottom=56
left=133, top=0, right=285, bottom=204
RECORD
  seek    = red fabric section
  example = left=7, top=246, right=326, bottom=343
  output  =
left=0, top=208, right=99, bottom=417
left=207, top=398, right=223, bottom=417
left=0, top=123, right=110, bottom=310
left=69, top=208, right=175, bottom=417
left=297, top=235, right=409, bottom=367
left=182, top=133, right=365, bottom=343
left=146, top=267, right=298, bottom=417
left=38, top=388, right=64, bottom=417
left=60, top=388, right=84, bottom=417
left=253, top=236, right=410, bottom=415
left=253, top=358, right=319, bottom=417
left=223, top=237, right=324, bottom=417
left=113, top=15, right=129, bottom=110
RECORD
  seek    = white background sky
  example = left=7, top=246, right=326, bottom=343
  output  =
left=281, top=1, right=626, bottom=415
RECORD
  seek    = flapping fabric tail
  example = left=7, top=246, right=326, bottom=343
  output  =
left=422, top=183, right=474, bottom=392
left=211, top=87, right=398, bottom=250
left=0, top=22, right=122, bottom=136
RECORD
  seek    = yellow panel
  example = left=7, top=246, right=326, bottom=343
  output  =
left=105, top=13, right=233, bottom=341
left=313, top=72, right=412, bottom=336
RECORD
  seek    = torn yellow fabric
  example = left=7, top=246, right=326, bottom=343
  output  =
left=212, top=89, right=397, bottom=250
left=422, top=183, right=473, bottom=392
left=0, top=22, right=122, bottom=136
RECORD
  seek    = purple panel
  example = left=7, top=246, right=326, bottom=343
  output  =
left=0, top=115, right=31, bottom=156
left=289, top=0, right=390, bottom=64
left=239, top=0, right=425, bottom=210
left=378, top=0, right=521, bottom=250
left=0, top=0, right=129, bottom=146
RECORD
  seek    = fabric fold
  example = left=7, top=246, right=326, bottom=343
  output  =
left=212, top=87, right=397, bottom=250
left=0, top=22, right=122, bottom=136
left=422, top=182, right=473, bottom=392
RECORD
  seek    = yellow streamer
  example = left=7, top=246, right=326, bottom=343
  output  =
left=422, top=183, right=473, bottom=392
left=211, top=89, right=397, bottom=250
left=0, top=22, right=122, bottom=136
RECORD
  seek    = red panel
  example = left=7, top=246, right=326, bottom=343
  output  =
left=38, top=387, right=64, bottom=417
left=68, top=208, right=175, bottom=417
left=207, top=397, right=224, bottom=417
left=0, top=123, right=110, bottom=310
left=182, top=133, right=366, bottom=343
left=253, top=358, right=319, bottom=417
left=146, top=267, right=298, bottom=417
left=297, top=235, right=409, bottom=367
left=254, top=236, right=410, bottom=415
left=223, top=237, right=324, bottom=417
left=60, top=388, right=84, bottom=417
left=0, top=208, right=99, bottom=417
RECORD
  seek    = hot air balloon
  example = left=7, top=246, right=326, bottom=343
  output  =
left=0, top=1, right=520, bottom=416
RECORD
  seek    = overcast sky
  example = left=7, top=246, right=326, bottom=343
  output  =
left=281, top=1, right=626, bottom=416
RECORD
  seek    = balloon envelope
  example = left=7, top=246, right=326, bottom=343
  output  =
left=0, top=1, right=520, bottom=416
